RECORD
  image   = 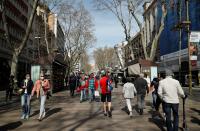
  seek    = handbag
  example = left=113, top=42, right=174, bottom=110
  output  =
left=76, top=87, right=81, bottom=93
left=94, top=90, right=100, bottom=97
left=107, top=79, right=113, bottom=92
left=16, top=88, right=23, bottom=95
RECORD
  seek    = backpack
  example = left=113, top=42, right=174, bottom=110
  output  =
left=107, top=79, right=113, bottom=92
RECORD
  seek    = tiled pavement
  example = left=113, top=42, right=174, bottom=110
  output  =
left=0, top=86, right=199, bottom=131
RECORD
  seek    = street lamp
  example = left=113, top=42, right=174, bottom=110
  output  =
left=185, top=0, right=192, bottom=94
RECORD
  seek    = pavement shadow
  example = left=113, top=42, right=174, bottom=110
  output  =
left=30, top=110, right=40, bottom=117
left=190, top=108, right=200, bottom=125
left=190, top=108, right=200, bottom=115
left=191, top=116, right=200, bottom=125
left=121, top=106, right=129, bottom=115
left=68, top=108, right=102, bottom=131
left=121, top=105, right=137, bottom=115
left=43, top=107, right=62, bottom=120
left=0, top=121, right=22, bottom=131
left=148, top=110, right=166, bottom=131
left=30, top=108, right=50, bottom=117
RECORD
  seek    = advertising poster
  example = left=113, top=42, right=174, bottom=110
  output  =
left=189, top=31, right=200, bottom=66
left=31, top=65, right=41, bottom=84
left=150, top=66, right=158, bottom=81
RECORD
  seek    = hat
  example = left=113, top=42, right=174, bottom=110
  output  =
left=101, top=70, right=106, bottom=75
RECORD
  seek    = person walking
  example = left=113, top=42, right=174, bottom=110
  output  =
left=79, top=73, right=87, bottom=103
left=150, top=77, right=159, bottom=110
left=158, top=69, right=185, bottom=131
left=20, top=74, right=34, bottom=119
left=69, top=73, right=76, bottom=97
left=122, top=78, right=137, bottom=118
left=100, top=70, right=113, bottom=117
left=31, top=73, right=50, bottom=121
left=88, top=73, right=95, bottom=102
left=134, top=74, right=149, bottom=115
left=114, top=74, right=118, bottom=88
left=6, top=75, right=15, bottom=102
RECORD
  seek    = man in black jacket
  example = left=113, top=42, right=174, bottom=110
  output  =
left=134, top=74, right=149, bottom=115
left=21, top=73, right=34, bottom=119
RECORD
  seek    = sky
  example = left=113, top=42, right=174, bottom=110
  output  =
left=82, top=0, right=141, bottom=64
left=83, top=0, right=125, bottom=49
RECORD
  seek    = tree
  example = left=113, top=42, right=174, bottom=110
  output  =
left=128, top=0, right=167, bottom=61
left=93, top=0, right=168, bottom=61
left=57, top=2, right=95, bottom=77
left=80, top=51, right=92, bottom=74
left=94, top=47, right=118, bottom=70
left=0, top=0, right=39, bottom=78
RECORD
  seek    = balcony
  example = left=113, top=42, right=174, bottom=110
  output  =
left=6, top=10, right=27, bottom=29
left=9, top=0, right=28, bottom=18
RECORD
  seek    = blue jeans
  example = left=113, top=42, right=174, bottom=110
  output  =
left=163, top=103, right=179, bottom=131
left=89, top=88, right=95, bottom=101
left=39, top=95, right=46, bottom=118
left=137, top=94, right=145, bottom=109
left=80, top=89, right=86, bottom=101
left=152, top=91, right=157, bottom=108
left=21, top=94, right=31, bottom=117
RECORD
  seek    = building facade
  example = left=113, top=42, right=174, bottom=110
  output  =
left=157, top=0, right=200, bottom=85
left=48, top=13, right=65, bottom=53
left=143, top=0, right=160, bottom=61
left=123, top=33, right=145, bottom=76
left=0, top=0, right=34, bottom=90
left=114, top=41, right=127, bottom=69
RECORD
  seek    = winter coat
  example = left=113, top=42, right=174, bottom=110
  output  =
left=123, top=82, right=137, bottom=99
left=31, top=79, right=50, bottom=98
left=21, top=79, right=34, bottom=95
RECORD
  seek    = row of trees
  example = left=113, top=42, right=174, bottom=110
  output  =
left=0, top=0, right=95, bottom=80
left=57, top=1, right=95, bottom=76
left=93, top=47, right=118, bottom=70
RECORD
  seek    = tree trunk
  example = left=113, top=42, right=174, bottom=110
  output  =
left=10, top=52, right=19, bottom=77
left=10, top=0, right=39, bottom=79
left=149, top=3, right=167, bottom=61
left=130, top=9, right=148, bottom=59
left=44, top=13, right=50, bottom=54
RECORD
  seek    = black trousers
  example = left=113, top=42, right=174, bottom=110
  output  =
left=6, top=88, right=13, bottom=101
left=70, top=85, right=75, bottom=96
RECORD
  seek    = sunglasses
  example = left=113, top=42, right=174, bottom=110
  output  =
left=40, top=76, right=44, bottom=77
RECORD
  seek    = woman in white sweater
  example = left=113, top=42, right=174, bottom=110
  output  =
left=122, top=78, right=137, bottom=118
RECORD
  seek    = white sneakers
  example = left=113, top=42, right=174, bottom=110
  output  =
left=129, top=111, right=133, bottom=118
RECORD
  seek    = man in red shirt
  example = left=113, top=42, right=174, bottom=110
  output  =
left=100, top=70, right=112, bottom=117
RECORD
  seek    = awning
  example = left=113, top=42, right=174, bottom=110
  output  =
left=139, top=59, right=157, bottom=67
left=128, top=63, right=141, bottom=75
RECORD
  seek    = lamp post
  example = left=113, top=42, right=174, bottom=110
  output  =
left=186, top=0, right=192, bottom=94
left=178, top=0, right=182, bottom=84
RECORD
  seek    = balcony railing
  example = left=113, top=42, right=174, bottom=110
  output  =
left=9, top=0, right=28, bottom=18
left=6, top=9, right=27, bottom=29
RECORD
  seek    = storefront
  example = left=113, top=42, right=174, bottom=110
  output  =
left=32, top=54, right=67, bottom=93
